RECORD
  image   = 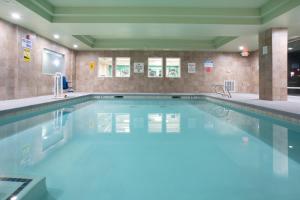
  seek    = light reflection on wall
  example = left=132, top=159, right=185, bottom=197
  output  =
left=116, top=114, right=130, bottom=133
left=166, top=114, right=181, bottom=133
left=97, top=113, right=112, bottom=133
left=273, top=125, right=289, bottom=177
left=148, top=113, right=163, bottom=133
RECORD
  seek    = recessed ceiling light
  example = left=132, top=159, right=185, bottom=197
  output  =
left=288, top=47, right=293, bottom=51
left=73, top=44, right=78, bottom=48
left=11, top=12, right=21, bottom=20
left=239, top=46, right=244, bottom=51
left=53, top=34, right=60, bottom=39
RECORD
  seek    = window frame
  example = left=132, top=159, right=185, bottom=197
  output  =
left=148, top=57, right=163, bottom=78
left=98, top=57, right=113, bottom=78
left=166, top=58, right=181, bottom=78
left=115, top=57, right=131, bottom=78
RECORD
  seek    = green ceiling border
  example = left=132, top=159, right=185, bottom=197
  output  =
left=73, top=36, right=237, bottom=50
left=213, top=37, right=237, bottom=48
left=73, top=35, right=96, bottom=48
left=15, top=0, right=300, bottom=50
left=16, top=0, right=53, bottom=21
left=261, top=0, right=300, bottom=23
left=16, top=0, right=300, bottom=24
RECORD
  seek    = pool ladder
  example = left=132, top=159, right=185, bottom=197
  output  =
left=211, top=84, right=232, bottom=98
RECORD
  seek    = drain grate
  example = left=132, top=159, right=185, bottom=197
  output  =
left=0, top=177, right=32, bottom=200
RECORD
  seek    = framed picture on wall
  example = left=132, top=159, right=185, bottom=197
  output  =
left=188, top=63, right=196, bottom=73
left=134, top=63, right=144, bottom=73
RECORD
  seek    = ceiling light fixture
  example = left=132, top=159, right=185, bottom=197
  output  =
left=288, top=47, right=293, bottom=51
left=73, top=44, right=78, bottom=48
left=53, top=34, right=60, bottom=39
left=239, top=46, right=244, bottom=51
left=11, top=12, right=21, bottom=20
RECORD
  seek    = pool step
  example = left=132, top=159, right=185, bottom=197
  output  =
left=0, top=176, right=46, bottom=200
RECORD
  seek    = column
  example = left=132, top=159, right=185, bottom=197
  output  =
left=259, top=28, right=288, bottom=101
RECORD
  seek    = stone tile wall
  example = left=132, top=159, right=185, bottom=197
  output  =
left=0, top=18, right=259, bottom=99
left=75, top=51, right=259, bottom=93
left=0, top=19, right=75, bottom=100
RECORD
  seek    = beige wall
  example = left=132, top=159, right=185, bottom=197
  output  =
left=0, top=19, right=75, bottom=100
left=0, top=18, right=259, bottom=100
left=76, top=51, right=259, bottom=93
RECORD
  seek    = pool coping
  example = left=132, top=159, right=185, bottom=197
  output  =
left=205, top=95, right=300, bottom=124
left=0, top=93, right=299, bottom=124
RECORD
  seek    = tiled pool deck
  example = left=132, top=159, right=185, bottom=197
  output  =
left=0, top=92, right=299, bottom=119
left=205, top=93, right=300, bottom=119
left=0, top=93, right=89, bottom=113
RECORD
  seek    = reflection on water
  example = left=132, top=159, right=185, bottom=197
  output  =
left=148, top=114, right=163, bottom=133
left=116, top=113, right=130, bottom=133
left=0, top=108, right=73, bottom=174
left=273, top=125, right=289, bottom=177
left=166, top=114, right=180, bottom=133
left=95, top=113, right=182, bottom=134
left=97, top=113, right=112, bottom=133
left=42, top=109, right=69, bottom=151
left=1, top=99, right=300, bottom=200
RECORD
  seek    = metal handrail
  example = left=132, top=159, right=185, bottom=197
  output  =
left=211, top=84, right=232, bottom=98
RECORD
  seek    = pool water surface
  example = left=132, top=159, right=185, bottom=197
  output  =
left=0, top=99, right=300, bottom=200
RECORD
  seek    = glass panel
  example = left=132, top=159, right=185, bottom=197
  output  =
left=116, top=57, right=130, bottom=77
left=42, top=49, right=65, bottom=75
left=166, top=58, right=181, bottom=78
left=148, top=58, right=163, bottom=78
left=98, top=57, right=113, bottom=77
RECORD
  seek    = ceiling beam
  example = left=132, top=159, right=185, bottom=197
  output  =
left=73, top=36, right=237, bottom=50
left=17, top=0, right=53, bottom=21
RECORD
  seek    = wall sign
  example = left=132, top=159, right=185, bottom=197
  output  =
left=188, top=63, right=196, bottom=73
left=134, top=63, right=144, bottom=73
left=89, top=61, right=96, bottom=72
left=22, top=38, right=33, bottom=49
left=262, top=46, right=268, bottom=55
left=204, top=59, right=214, bottom=73
left=23, top=48, right=31, bottom=62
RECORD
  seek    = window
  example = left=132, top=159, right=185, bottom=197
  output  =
left=166, top=58, right=181, bottom=78
left=148, top=58, right=163, bottom=78
left=98, top=57, right=113, bottom=77
left=116, top=57, right=131, bottom=77
left=42, top=49, right=65, bottom=75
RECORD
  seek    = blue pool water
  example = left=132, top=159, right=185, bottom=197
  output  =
left=1, top=99, right=300, bottom=200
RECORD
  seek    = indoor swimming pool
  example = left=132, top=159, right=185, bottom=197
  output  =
left=1, top=98, right=300, bottom=200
